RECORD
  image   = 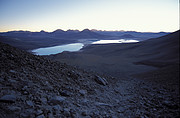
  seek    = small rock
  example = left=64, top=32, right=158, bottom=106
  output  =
left=48, top=113, right=54, bottom=118
left=79, top=90, right=87, bottom=96
left=41, top=97, right=47, bottom=104
left=49, top=96, right=65, bottom=105
left=81, top=110, right=88, bottom=116
left=20, top=113, right=29, bottom=118
left=22, top=86, right=28, bottom=91
left=70, top=109, right=77, bottom=117
left=36, top=114, right=45, bottom=118
left=63, top=108, right=70, bottom=116
left=36, top=110, right=43, bottom=116
left=26, top=108, right=36, bottom=115
left=81, top=99, right=88, bottom=105
left=163, top=100, right=178, bottom=109
left=23, top=91, right=29, bottom=95
left=163, top=100, right=171, bottom=106
left=20, top=109, right=35, bottom=118
left=0, top=94, right=16, bottom=103
left=8, top=79, right=17, bottom=83
left=53, top=105, right=62, bottom=111
left=26, top=100, right=34, bottom=107
left=59, top=90, right=71, bottom=97
left=9, top=70, right=16, bottom=73
left=45, top=81, right=49, bottom=85
left=94, top=75, right=108, bottom=86
left=96, top=102, right=111, bottom=107
left=8, top=106, right=21, bottom=112
left=117, top=107, right=125, bottom=113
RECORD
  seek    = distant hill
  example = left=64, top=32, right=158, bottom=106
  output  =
left=119, top=34, right=135, bottom=38
left=0, top=35, right=73, bottom=50
left=95, top=30, right=170, bottom=40
left=133, top=30, right=179, bottom=67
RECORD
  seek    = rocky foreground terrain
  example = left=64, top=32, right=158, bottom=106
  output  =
left=0, top=41, right=179, bottom=118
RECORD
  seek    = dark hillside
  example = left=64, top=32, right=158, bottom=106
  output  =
left=49, top=30, right=179, bottom=77
left=134, top=30, right=179, bottom=67
left=0, top=36, right=73, bottom=50
left=0, top=42, right=120, bottom=117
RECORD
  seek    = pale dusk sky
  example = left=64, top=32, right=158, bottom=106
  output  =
left=0, top=0, right=179, bottom=32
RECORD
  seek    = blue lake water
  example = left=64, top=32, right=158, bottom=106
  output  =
left=32, top=39, right=139, bottom=55
left=32, top=43, right=84, bottom=55
left=92, top=39, right=139, bottom=44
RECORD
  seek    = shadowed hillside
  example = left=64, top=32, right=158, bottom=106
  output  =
left=0, top=42, right=122, bottom=117
left=48, top=30, right=179, bottom=77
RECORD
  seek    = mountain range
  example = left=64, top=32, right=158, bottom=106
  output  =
left=0, top=29, right=169, bottom=50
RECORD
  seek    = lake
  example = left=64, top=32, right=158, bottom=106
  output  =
left=32, top=43, right=84, bottom=55
left=32, top=39, right=139, bottom=55
left=92, top=39, right=139, bottom=44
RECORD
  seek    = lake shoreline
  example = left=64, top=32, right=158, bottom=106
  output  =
left=31, top=39, right=139, bottom=55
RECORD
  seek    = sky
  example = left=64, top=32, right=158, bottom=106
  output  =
left=0, top=0, right=179, bottom=32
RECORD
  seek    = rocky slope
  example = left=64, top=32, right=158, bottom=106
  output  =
left=0, top=42, right=117, bottom=117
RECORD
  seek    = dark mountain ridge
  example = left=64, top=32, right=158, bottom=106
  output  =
left=0, top=29, right=170, bottom=51
left=0, top=29, right=109, bottom=50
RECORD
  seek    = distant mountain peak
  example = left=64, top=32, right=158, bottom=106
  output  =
left=52, top=29, right=65, bottom=33
left=66, top=29, right=80, bottom=33
left=40, top=30, right=46, bottom=33
left=81, top=29, right=91, bottom=32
